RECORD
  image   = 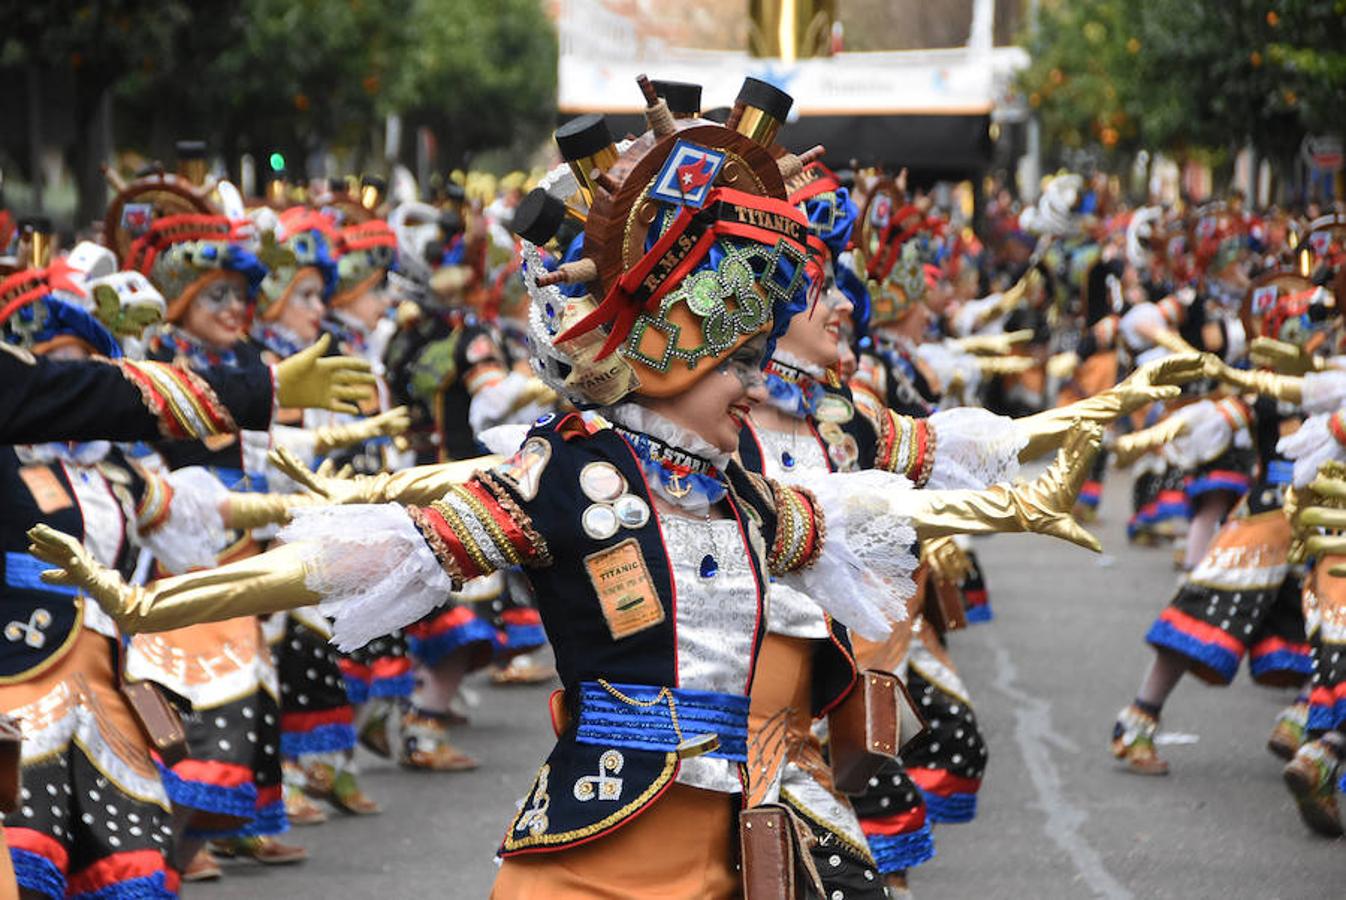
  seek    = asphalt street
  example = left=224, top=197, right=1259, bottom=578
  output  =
left=208, top=473, right=1343, bottom=899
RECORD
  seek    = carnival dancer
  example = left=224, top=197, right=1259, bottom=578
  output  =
left=0, top=263, right=363, bottom=898
left=31, top=76, right=1112, bottom=899
left=248, top=206, right=392, bottom=821
left=1111, top=272, right=1336, bottom=776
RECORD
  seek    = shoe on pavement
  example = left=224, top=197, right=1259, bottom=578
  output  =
left=491, top=654, right=557, bottom=685
left=211, top=836, right=308, bottom=865
left=182, top=848, right=223, bottom=882
left=398, top=711, right=479, bottom=772
left=1267, top=702, right=1308, bottom=761
left=1283, top=741, right=1344, bottom=838
left=1111, top=704, right=1169, bottom=775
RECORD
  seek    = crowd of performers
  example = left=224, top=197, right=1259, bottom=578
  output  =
left=0, top=71, right=1343, bottom=899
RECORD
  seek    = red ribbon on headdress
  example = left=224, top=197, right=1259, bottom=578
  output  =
left=125, top=214, right=236, bottom=275
left=557, top=187, right=821, bottom=360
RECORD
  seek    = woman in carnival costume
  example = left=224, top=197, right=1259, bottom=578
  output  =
left=31, top=75, right=1111, bottom=897
left=248, top=205, right=390, bottom=820
left=0, top=250, right=369, bottom=898
left=1110, top=252, right=1341, bottom=777
left=116, top=175, right=395, bottom=876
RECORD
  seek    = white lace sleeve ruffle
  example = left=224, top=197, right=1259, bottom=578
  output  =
left=952, top=295, right=1005, bottom=337
left=931, top=407, right=1024, bottom=489
left=916, top=343, right=982, bottom=406
left=1278, top=413, right=1346, bottom=488
left=278, top=503, right=455, bottom=652
left=136, top=467, right=228, bottom=574
left=779, top=469, right=918, bottom=640
left=1162, top=400, right=1251, bottom=469
left=1302, top=371, right=1346, bottom=415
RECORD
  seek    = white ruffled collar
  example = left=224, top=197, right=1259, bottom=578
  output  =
left=603, top=403, right=733, bottom=470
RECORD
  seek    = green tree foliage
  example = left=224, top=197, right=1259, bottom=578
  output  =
left=1019, top=0, right=1346, bottom=165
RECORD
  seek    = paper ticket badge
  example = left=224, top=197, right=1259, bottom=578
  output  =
left=19, top=466, right=74, bottom=514
left=584, top=538, right=665, bottom=641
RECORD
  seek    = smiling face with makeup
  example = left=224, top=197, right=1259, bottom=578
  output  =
left=276, top=271, right=326, bottom=343
left=775, top=276, right=854, bottom=370
left=640, top=336, right=770, bottom=454
left=182, top=273, right=249, bottom=350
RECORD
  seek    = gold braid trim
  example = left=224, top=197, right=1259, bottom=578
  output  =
left=406, top=505, right=466, bottom=585
left=500, top=752, right=679, bottom=851
left=477, top=471, right=554, bottom=568
left=445, top=483, right=524, bottom=567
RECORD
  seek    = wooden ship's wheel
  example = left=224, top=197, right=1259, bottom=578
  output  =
left=103, top=172, right=214, bottom=264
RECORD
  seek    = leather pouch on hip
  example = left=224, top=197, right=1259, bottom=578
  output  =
left=0, top=713, right=22, bottom=814
left=123, top=681, right=188, bottom=767
left=829, top=669, right=928, bottom=794
left=739, top=803, right=825, bottom=899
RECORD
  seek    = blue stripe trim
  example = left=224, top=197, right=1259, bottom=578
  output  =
left=499, top=623, right=548, bottom=653
left=576, top=682, right=749, bottom=762
left=407, top=618, right=497, bottom=667
left=1145, top=619, right=1240, bottom=683
left=11, top=847, right=66, bottom=899
left=965, top=605, right=993, bottom=624
left=71, top=870, right=175, bottom=900
left=155, top=761, right=258, bottom=819
left=367, top=673, right=415, bottom=699
left=281, top=722, right=356, bottom=758
left=188, top=798, right=289, bottom=839
left=918, top=789, right=978, bottom=823
left=1186, top=474, right=1251, bottom=498
left=1308, top=700, right=1346, bottom=732
left=1266, top=460, right=1295, bottom=486
left=342, top=675, right=370, bottom=705
left=5, top=551, right=78, bottom=595
left=865, top=822, right=935, bottom=874
left=1249, top=649, right=1313, bottom=679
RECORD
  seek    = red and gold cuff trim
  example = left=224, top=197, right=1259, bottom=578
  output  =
left=409, top=476, right=550, bottom=582
left=876, top=411, right=937, bottom=488
left=768, top=481, right=825, bottom=576
left=116, top=359, right=238, bottom=440
left=135, top=472, right=174, bottom=534
left=1215, top=396, right=1251, bottom=434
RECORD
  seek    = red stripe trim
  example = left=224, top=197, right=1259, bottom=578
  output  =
left=906, top=767, right=982, bottom=795
left=281, top=707, right=354, bottom=731
left=1250, top=636, right=1310, bottom=658
left=338, top=658, right=371, bottom=681
left=370, top=656, right=413, bottom=680
left=5, top=827, right=68, bottom=870
left=420, top=505, right=483, bottom=580
left=860, top=806, right=927, bottom=835
left=1310, top=683, right=1346, bottom=704
left=407, top=605, right=476, bottom=638
left=501, top=607, right=542, bottom=626
left=255, top=784, right=283, bottom=808
left=170, top=759, right=254, bottom=788
left=66, top=849, right=167, bottom=895
left=1157, top=607, right=1245, bottom=655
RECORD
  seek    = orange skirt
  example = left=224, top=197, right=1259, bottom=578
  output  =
left=491, top=784, right=739, bottom=899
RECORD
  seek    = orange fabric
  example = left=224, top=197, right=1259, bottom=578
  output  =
left=165, top=269, right=239, bottom=323
left=491, top=784, right=739, bottom=899
left=746, top=633, right=815, bottom=807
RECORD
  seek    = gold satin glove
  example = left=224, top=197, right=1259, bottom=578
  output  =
left=906, top=420, right=1103, bottom=552
left=1016, top=353, right=1205, bottom=462
left=1213, top=362, right=1304, bottom=404
left=221, top=491, right=327, bottom=531
left=274, top=334, right=378, bottom=415
left=923, top=536, right=972, bottom=585
left=949, top=329, right=1035, bottom=356
left=972, top=268, right=1040, bottom=331
left=1250, top=337, right=1325, bottom=376
left=1150, top=329, right=1202, bottom=356
left=27, top=525, right=319, bottom=634
left=976, top=356, right=1036, bottom=376
left=313, top=405, right=412, bottom=454
left=1046, top=351, right=1080, bottom=380
left=269, top=446, right=503, bottom=507
left=1112, top=415, right=1190, bottom=469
